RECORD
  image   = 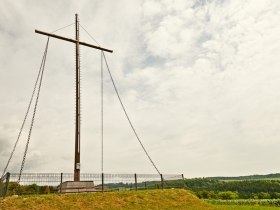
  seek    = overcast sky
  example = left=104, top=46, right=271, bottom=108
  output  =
left=1, top=0, right=280, bottom=178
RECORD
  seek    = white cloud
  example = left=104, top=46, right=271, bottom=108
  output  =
left=0, top=0, right=280, bottom=177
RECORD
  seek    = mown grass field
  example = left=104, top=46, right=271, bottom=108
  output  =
left=217, top=206, right=280, bottom=210
left=207, top=199, right=280, bottom=206
left=1, top=189, right=280, bottom=210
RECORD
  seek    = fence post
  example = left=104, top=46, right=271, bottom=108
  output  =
left=144, top=182, right=147, bottom=190
left=181, top=174, right=185, bottom=189
left=0, top=175, right=4, bottom=198
left=60, top=173, right=63, bottom=193
left=102, top=173, right=104, bottom=192
left=134, top=173, right=138, bottom=191
left=3, top=172, right=10, bottom=198
left=160, top=174, right=164, bottom=190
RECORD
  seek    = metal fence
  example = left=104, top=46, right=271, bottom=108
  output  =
left=0, top=172, right=185, bottom=198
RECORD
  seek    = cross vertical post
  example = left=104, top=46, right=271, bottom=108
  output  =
left=74, top=13, right=81, bottom=182
left=35, top=14, right=113, bottom=183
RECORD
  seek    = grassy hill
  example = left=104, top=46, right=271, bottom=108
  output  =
left=2, top=189, right=280, bottom=210
left=0, top=189, right=215, bottom=210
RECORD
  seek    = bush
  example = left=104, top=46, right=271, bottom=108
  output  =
left=7, top=182, right=21, bottom=195
left=217, top=191, right=238, bottom=200
left=195, top=190, right=216, bottom=199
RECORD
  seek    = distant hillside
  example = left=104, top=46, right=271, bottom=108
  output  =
left=206, top=173, right=280, bottom=181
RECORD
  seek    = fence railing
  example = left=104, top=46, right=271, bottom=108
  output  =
left=0, top=172, right=185, bottom=198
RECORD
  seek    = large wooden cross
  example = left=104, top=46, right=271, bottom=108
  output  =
left=35, top=14, right=113, bottom=181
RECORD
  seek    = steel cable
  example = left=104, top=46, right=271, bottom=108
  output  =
left=80, top=25, right=161, bottom=175
left=79, top=24, right=161, bottom=176
left=102, top=51, right=161, bottom=175
left=80, top=24, right=101, bottom=46
left=18, top=38, right=50, bottom=182
left=51, top=23, right=75, bottom=33
left=101, top=51, right=104, bottom=173
left=1, top=38, right=50, bottom=179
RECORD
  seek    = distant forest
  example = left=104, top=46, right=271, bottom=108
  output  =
left=184, top=174, right=280, bottom=199
left=206, top=173, right=280, bottom=181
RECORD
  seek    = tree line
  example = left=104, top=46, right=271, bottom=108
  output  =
left=184, top=178, right=280, bottom=199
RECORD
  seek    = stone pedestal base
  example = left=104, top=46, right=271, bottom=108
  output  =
left=59, top=181, right=96, bottom=193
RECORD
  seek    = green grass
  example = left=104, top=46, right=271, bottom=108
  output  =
left=207, top=199, right=280, bottom=206
left=222, top=178, right=280, bottom=182
left=209, top=199, right=280, bottom=210
left=2, top=189, right=280, bottom=210
left=216, top=206, right=280, bottom=210
left=0, top=189, right=215, bottom=210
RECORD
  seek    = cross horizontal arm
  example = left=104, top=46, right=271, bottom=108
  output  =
left=35, top=29, right=113, bottom=53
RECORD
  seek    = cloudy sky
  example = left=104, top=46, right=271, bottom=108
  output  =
left=1, top=0, right=280, bottom=178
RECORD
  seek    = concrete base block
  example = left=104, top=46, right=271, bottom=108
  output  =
left=59, top=181, right=96, bottom=193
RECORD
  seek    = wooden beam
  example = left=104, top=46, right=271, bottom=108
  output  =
left=35, top=29, right=113, bottom=53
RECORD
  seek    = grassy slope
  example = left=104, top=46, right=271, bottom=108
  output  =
left=0, top=189, right=215, bottom=210
left=1, top=189, right=279, bottom=210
